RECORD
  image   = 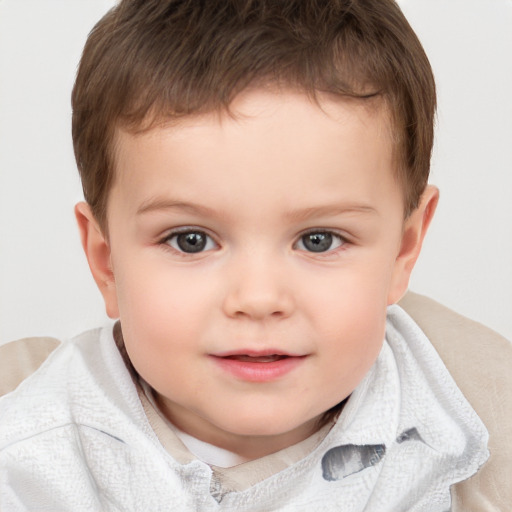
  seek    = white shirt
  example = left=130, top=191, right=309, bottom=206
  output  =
left=0, top=306, right=489, bottom=511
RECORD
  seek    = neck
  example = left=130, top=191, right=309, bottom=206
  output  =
left=156, top=393, right=322, bottom=461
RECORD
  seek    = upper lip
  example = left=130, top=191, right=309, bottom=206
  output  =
left=211, top=349, right=306, bottom=358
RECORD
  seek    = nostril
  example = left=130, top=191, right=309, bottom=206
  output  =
left=222, top=278, right=295, bottom=320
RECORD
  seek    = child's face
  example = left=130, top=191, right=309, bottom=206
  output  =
left=78, top=90, right=435, bottom=457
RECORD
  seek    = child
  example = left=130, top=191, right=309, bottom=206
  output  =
left=0, top=0, right=509, bottom=510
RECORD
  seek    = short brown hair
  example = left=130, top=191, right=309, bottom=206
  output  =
left=72, top=0, right=436, bottom=229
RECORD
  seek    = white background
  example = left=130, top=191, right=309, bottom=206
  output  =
left=0, top=0, right=511, bottom=345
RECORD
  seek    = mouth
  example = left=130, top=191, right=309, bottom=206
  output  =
left=210, top=351, right=307, bottom=382
left=221, top=354, right=292, bottom=363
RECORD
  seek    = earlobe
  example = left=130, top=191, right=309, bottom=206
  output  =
left=387, top=185, right=439, bottom=304
left=75, top=202, right=120, bottom=319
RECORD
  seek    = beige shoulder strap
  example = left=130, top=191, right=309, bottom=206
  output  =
left=0, top=336, right=60, bottom=397
left=400, top=291, right=512, bottom=511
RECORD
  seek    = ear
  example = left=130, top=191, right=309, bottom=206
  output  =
left=75, top=202, right=120, bottom=319
left=387, top=185, right=439, bottom=304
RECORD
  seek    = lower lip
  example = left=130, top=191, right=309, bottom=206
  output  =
left=210, top=356, right=306, bottom=382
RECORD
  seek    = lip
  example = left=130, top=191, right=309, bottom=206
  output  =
left=209, top=351, right=307, bottom=382
left=213, top=348, right=304, bottom=358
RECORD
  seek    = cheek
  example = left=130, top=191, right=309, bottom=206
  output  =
left=115, top=255, right=210, bottom=319
left=112, top=259, right=209, bottom=366
left=326, top=293, right=387, bottom=358
left=306, top=266, right=390, bottom=374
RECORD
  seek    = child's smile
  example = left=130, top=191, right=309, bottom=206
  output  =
left=209, top=349, right=308, bottom=382
left=80, top=89, right=434, bottom=460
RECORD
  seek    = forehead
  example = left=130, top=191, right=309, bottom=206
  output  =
left=110, top=89, right=398, bottom=216
left=153, top=88, right=388, bottom=133
left=115, top=88, right=393, bottom=164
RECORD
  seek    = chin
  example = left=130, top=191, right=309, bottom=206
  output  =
left=217, top=413, right=317, bottom=440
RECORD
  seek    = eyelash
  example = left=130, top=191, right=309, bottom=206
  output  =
left=159, top=228, right=218, bottom=256
left=158, top=228, right=350, bottom=256
left=294, top=229, right=349, bottom=255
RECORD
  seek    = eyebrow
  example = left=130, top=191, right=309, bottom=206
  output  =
left=137, top=197, right=378, bottom=222
left=284, top=204, right=378, bottom=222
left=136, top=198, right=217, bottom=217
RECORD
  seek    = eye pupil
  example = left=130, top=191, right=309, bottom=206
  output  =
left=302, top=232, right=333, bottom=252
left=177, top=232, right=206, bottom=253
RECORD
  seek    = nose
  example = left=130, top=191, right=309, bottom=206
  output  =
left=222, top=254, right=295, bottom=321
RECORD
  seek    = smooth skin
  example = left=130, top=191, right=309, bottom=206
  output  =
left=76, top=89, right=438, bottom=460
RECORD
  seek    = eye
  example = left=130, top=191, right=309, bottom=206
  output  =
left=296, top=231, right=345, bottom=253
left=164, top=230, right=217, bottom=254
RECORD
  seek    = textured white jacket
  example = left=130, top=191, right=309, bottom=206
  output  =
left=0, top=306, right=488, bottom=511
